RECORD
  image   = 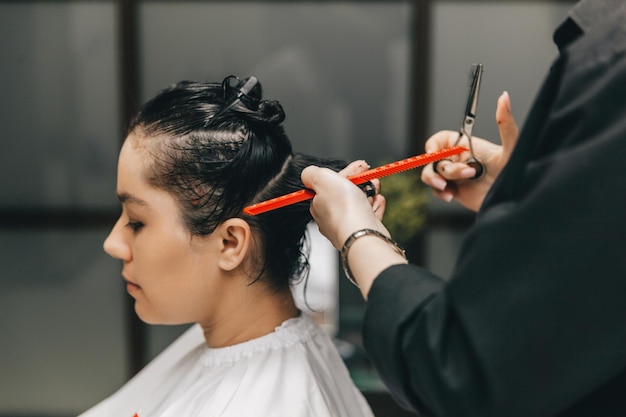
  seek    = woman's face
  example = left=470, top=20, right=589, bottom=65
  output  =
left=103, top=136, right=226, bottom=325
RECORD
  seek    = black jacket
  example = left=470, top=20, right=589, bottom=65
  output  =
left=363, top=2, right=626, bottom=416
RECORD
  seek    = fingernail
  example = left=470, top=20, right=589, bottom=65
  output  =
left=501, top=91, right=511, bottom=111
left=432, top=177, right=447, bottom=191
left=442, top=192, right=453, bottom=203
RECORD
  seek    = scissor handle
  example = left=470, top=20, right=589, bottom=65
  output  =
left=466, top=159, right=485, bottom=179
left=451, top=127, right=485, bottom=180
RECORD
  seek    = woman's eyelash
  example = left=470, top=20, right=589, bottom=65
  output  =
left=125, top=221, right=144, bottom=232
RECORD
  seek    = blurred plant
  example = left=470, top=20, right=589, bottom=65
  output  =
left=379, top=168, right=429, bottom=247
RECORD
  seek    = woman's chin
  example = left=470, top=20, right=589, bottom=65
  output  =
left=134, top=306, right=159, bottom=324
left=135, top=308, right=187, bottom=326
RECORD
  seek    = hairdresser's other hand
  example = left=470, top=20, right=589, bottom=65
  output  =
left=421, top=91, right=519, bottom=211
left=302, top=161, right=387, bottom=250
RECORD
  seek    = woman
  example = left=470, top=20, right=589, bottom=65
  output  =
left=80, top=76, right=374, bottom=417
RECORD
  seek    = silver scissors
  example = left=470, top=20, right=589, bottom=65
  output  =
left=455, top=63, right=485, bottom=179
left=434, top=63, right=485, bottom=179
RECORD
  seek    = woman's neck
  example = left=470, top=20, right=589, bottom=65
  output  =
left=199, top=285, right=299, bottom=348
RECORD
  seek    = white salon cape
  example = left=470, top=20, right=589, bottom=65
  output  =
left=79, top=315, right=374, bottom=417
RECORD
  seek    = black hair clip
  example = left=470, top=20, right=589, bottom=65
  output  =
left=204, top=75, right=259, bottom=128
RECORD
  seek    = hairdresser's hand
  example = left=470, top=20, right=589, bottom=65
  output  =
left=302, top=160, right=388, bottom=250
left=340, top=161, right=387, bottom=222
left=303, top=162, right=407, bottom=298
left=421, top=91, right=519, bottom=211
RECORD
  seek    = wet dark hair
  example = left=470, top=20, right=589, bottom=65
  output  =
left=127, top=76, right=345, bottom=293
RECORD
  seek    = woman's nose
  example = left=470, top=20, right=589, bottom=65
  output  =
left=103, top=217, right=131, bottom=261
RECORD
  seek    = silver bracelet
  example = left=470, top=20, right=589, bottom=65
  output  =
left=340, top=228, right=407, bottom=287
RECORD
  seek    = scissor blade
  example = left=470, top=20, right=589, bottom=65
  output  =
left=465, top=63, right=483, bottom=118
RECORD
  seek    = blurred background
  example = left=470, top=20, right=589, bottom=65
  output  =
left=0, top=0, right=575, bottom=416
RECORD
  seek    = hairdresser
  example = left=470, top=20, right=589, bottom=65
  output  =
left=301, top=1, right=626, bottom=416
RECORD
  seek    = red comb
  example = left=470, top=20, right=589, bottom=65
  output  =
left=243, top=146, right=467, bottom=216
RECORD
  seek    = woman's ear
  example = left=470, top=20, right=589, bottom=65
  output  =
left=213, top=218, right=252, bottom=271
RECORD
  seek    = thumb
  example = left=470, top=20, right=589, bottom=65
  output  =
left=495, top=91, right=519, bottom=158
left=301, top=165, right=321, bottom=190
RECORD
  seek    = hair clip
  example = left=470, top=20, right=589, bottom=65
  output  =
left=203, top=75, right=259, bottom=128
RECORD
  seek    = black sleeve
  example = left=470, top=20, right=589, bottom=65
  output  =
left=362, top=17, right=626, bottom=417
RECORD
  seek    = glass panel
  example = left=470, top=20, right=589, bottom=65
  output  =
left=0, top=230, right=126, bottom=416
left=139, top=1, right=411, bottom=163
left=0, top=2, right=119, bottom=209
left=425, top=227, right=467, bottom=280
left=430, top=1, right=576, bottom=141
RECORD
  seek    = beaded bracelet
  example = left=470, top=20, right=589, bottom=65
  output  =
left=340, top=228, right=407, bottom=287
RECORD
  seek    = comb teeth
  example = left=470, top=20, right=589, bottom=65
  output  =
left=243, top=146, right=468, bottom=216
left=347, top=146, right=468, bottom=185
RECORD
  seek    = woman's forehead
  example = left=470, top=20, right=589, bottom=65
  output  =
left=116, top=139, right=168, bottom=209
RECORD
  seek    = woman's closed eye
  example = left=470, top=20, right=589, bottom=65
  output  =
left=126, top=220, right=145, bottom=232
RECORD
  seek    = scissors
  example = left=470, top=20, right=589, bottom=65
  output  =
left=434, top=63, right=485, bottom=179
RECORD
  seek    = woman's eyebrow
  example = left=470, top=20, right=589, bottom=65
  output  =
left=117, top=192, right=149, bottom=207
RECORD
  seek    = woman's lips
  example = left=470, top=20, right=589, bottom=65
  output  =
left=122, top=273, right=141, bottom=293
left=126, top=281, right=141, bottom=293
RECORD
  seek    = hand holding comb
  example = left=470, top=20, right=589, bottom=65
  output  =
left=243, top=146, right=468, bottom=216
